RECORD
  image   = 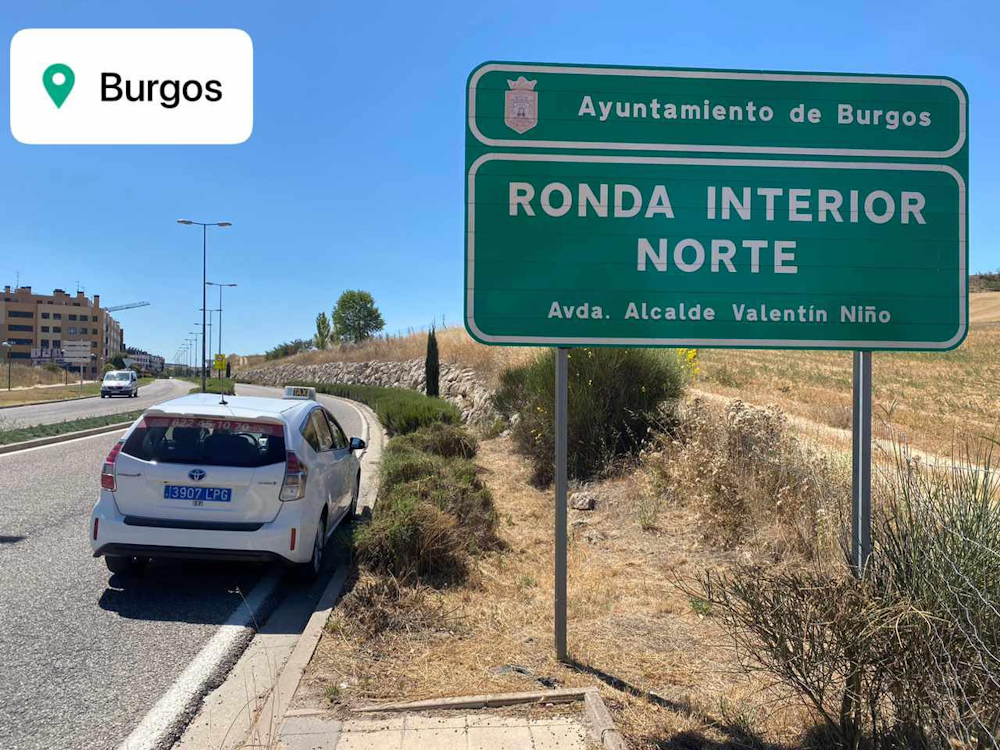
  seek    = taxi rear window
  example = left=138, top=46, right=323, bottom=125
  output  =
left=122, top=417, right=286, bottom=467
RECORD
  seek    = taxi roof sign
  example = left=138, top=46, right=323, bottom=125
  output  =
left=283, top=385, right=316, bottom=401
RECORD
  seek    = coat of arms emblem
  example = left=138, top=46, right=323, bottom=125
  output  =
left=504, top=76, right=538, bottom=134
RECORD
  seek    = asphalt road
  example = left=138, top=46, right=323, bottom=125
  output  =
left=0, top=389, right=367, bottom=750
left=0, top=378, right=195, bottom=429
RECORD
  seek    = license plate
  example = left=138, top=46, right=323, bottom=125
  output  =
left=163, top=485, right=232, bottom=502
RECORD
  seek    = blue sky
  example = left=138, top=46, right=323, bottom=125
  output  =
left=1, top=0, right=996, bottom=360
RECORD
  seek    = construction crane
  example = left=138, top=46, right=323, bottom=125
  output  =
left=105, top=301, right=151, bottom=313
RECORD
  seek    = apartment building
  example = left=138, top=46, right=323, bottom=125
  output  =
left=0, top=286, right=124, bottom=377
left=125, top=347, right=165, bottom=374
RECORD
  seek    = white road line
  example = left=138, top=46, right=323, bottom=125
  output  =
left=117, top=570, right=282, bottom=750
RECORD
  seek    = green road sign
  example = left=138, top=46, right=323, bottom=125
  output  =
left=465, top=62, right=969, bottom=351
left=468, top=63, right=967, bottom=158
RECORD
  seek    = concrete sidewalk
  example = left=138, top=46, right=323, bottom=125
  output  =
left=279, top=712, right=596, bottom=749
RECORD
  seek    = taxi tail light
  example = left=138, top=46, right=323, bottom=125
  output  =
left=279, top=451, right=308, bottom=502
left=101, top=441, right=124, bottom=491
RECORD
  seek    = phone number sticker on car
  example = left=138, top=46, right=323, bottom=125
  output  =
left=145, top=417, right=284, bottom=436
left=163, top=485, right=233, bottom=502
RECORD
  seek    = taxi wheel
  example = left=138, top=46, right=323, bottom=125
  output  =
left=296, top=517, right=326, bottom=581
left=349, top=473, right=360, bottom=518
left=105, top=555, right=148, bottom=575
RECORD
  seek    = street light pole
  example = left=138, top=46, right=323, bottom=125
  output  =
left=178, top=219, right=232, bottom=392
left=187, top=335, right=199, bottom=377
left=188, top=332, right=200, bottom=377
left=195, top=320, right=212, bottom=377
left=206, top=282, right=237, bottom=380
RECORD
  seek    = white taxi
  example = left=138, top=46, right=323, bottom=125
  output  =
left=90, top=386, right=365, bottom=580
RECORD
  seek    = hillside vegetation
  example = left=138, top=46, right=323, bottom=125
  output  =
left=244, top=293, right=1000, bottom=459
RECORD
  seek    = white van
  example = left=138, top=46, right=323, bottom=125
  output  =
left=101, top=370, right=138, bottom=398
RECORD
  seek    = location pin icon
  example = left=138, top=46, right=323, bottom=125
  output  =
left=43, top=63, right=75, bottom=108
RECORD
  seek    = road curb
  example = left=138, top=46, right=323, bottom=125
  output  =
left=0, top=420, right=133, bottom=455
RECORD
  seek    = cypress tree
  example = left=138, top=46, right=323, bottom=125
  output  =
left=425, top=325, right=440, bottom=397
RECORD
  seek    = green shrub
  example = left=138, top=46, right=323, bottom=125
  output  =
left=698, top=434, right=1000, bottom=750
left=291, top=382, right=460, bottom=435
left=379, top=438, right=496, bottom=552
left=354, top=494, right=466, bottom=582
left=493, top=348, right=687, bottom=485
left=392, top=422, right=478, bottom=460
left=356, top=426, right=498, bottom=582
left=425, top=327, right=440, bottom=397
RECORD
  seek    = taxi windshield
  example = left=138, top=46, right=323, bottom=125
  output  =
left=104, top=373, right=130, bottom=382
left=122, top=416, right=286, bottom=468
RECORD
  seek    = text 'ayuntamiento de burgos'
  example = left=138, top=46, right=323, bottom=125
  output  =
left=508, top=182, right=927, bottom=275
left=577, top=96, right=932, bottom=130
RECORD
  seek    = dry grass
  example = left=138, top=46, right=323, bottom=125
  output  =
left=0, top=382, right=100, bottom=407
left=695, top=321, right=1000, bottom=459
left=297, top=432, right=819, bottom=748
left=1, top=363, right=69, bottom=389
left=970, top=291, right=1000, bottom=322
left=243, top=327, right=536, bottom=388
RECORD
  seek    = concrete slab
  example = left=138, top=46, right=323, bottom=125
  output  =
left=467, top=724, right=536, bottom=750
left=402, top=727, right=468, bottom=750
left=529, top=721, right=591, bottom=749
left=402, top=714, right=468, bottom=730
left=276, top=712, right=594, bottom=749
left=335, top=729, right=402, bottom=749
left=339, top=715, right=407, bottom=733
left=277, top=716, right=342, bottom=750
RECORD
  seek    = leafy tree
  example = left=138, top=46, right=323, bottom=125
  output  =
left=425, top=325, right=440, bottom=397
left=314, top=311, right=332, bottom=350
left=110, top=354, right=127, bottom=369
left=333, top=290, right=385, bottom=345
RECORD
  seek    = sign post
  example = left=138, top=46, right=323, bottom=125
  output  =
left=466, top=61, right=969, bottom=658
left=62, top=341, right=94, bottom=393
left=554, top=347, right=568, bottom=661
left=851, top=351, right=873, bottom=577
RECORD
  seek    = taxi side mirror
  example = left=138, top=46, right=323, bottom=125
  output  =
left=350, top=437, right=366, bottom=451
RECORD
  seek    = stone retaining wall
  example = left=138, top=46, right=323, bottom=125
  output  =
left=235, top=359, right=496, bottom=425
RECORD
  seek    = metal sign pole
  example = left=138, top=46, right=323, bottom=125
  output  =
left=554, top=347, right=568, bottom=662
left=851, top=351, right=873, bottom=578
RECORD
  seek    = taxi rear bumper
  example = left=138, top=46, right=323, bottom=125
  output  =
left=90, top=490, right=316, bottom=565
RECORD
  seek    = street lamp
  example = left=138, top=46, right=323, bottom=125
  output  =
left=206, top=282, right=237, bottom=379
left=195, top=320, right=212, bottom=376
left=188, top=332, right=200, bottom=376
left=1, top=341, right=11, bottom=391
left=177, top=219, right=232, bottom=391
